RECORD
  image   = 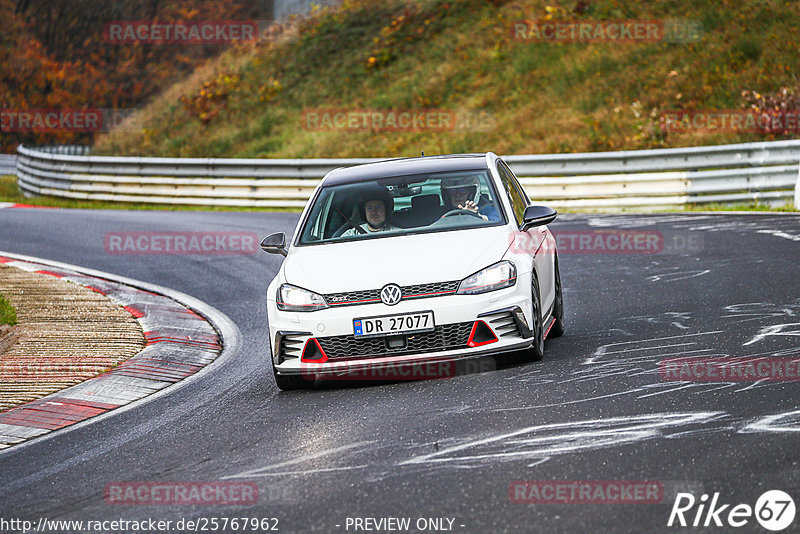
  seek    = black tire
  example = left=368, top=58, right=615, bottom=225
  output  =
left=525, top=274, right=545, bottom=362
left=548, top=255, right=565, bottom=338
left=273, top=368, right=311, bottom=391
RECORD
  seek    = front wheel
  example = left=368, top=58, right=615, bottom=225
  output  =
left=525, top=274, right=545, bottom=362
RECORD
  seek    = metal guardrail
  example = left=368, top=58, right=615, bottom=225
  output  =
left=15, top=141, right=800, bottom=210
left=24, top=145, right=91, bottom=156
left=0, top=155, right=17, bottom=176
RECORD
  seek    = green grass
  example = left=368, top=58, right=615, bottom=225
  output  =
left=0, top=295, right=17, bottom=326
left=93, top=0, right=800, bottom=159
left=687, top=200, right=797, bottom=212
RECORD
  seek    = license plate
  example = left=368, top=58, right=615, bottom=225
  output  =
left=353, top=311, right=435, bottom=338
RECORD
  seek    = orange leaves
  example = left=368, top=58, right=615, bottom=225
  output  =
left=258, top=78, right=283, bottom=102
left=179, top=72, right=241, bottom=125
left=365, top=4, right=433, bottom=69
left=741, top=86, right=800, bottom=136
left=2, top=0, right=268, bottom=151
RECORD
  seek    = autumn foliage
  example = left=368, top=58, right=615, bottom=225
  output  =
left=0, top=0, right=269, bottom=152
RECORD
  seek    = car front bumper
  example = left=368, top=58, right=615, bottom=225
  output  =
left=267, top=284, right=536, bottom=377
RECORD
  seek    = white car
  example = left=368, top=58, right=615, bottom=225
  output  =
left=261, top=153, right=564, bottom=390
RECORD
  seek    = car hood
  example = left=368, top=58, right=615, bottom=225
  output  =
left=284, top=226, right=512, bottom=292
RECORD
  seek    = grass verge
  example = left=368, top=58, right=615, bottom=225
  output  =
left=0, top=295, right=17, bottom=326
left=687, top=201, right=797, bottom=212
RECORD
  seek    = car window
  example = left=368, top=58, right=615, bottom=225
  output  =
left=496, top=161, right=529, bottom=226
left=504, top=161, right=531, bottom=205
left=297, top=169, right=505, bottom=246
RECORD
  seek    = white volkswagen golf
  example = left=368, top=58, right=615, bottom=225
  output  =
left=262, top=153, right=564, bottom=390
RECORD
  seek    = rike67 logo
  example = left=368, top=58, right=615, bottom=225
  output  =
left=668, top=490, right=795, bottom=531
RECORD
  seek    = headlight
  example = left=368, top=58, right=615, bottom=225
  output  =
left=457, top=261, right=517, bottom=295
left=277, top=284, right=328, bottom=312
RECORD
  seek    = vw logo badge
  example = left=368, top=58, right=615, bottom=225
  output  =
left=380, top=284, right=402, bottom=306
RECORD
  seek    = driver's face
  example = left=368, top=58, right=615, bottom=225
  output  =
left=447, top=186, right=472, bottom=207
left=364, top=200, right=386, bottom=227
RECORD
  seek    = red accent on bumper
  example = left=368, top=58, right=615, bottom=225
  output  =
left=301, top=338, right=329, bottom=363
left=467, top=320, right=499, bottom=348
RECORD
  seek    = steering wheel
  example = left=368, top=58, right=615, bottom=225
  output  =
left=441, top=208, right=484, bottom=219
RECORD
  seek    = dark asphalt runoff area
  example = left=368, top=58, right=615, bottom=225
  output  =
left=0, top=209, right=799, bottom=533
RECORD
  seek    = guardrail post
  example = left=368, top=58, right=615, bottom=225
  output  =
left=14, top=145, right=22, bottom=192
left=795, top=160, right=800, bottom=210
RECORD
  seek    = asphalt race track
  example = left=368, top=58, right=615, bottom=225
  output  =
left=1, top=209, right=799, bottom=533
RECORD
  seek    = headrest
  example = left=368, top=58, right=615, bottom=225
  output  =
left=411, top=194, right=441, bottom=211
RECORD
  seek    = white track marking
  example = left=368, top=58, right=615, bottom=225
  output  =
left=224, top=441, right=376, bottom=479
left=646, top=269, right=710, bottom=282
left=739, top=410, right=800, bottom=433
left=743, top=322, right=800, bottom=346
left=585, top=331, right=723, bottom=365
left=599, top=342, right=698, bottom=356
left=480, top=389, right=644, bottom=410
left=636, top=382, right=699, bottom=399
left=234, top=465, right=370, bottom=477
left=526, top=458, right=551, bottom=468
left=756, top=229, right=800, bottom=241
left=399, top=412, right=724, bottom=466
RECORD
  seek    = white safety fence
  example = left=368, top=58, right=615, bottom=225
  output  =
left=15, top=141, right=800, bottom=210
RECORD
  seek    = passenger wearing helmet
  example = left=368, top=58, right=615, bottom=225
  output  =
left=342, top=186, right=399, bottom=237
left=440, top=174, right=500, bottom=222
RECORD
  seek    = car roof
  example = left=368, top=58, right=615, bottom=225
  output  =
left=322, top=154, right=491, bottom=186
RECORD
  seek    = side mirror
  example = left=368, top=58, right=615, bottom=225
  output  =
left=261, top=232, right=288, bottom=257
left=520, top=205, right=557, bottom=231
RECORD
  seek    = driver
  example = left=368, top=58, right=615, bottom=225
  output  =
left=342, top=186, right=398, bottom=237
left=440, top=174, right=500, bottom=222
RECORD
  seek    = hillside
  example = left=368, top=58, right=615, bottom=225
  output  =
left=94, top=0, right=800, bottom=158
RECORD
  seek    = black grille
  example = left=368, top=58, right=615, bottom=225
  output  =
left=317, top=322, right=473, bottom=360
left=324, top=281, right=459, bottom=307
left=325, top=289, right=381, bottom=306
left=403, top=281, right=459, bottom=299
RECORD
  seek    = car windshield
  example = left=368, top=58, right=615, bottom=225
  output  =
left=297, top=169, right=505, bottom=245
